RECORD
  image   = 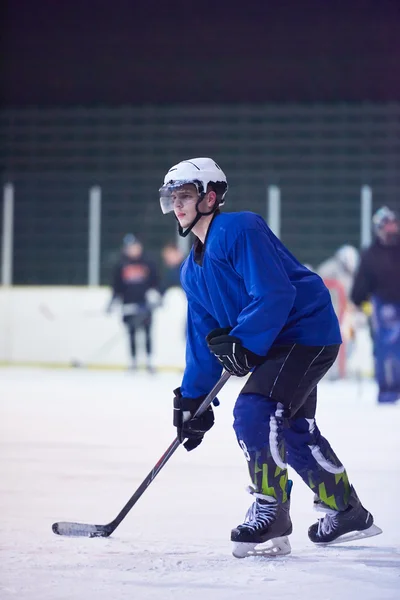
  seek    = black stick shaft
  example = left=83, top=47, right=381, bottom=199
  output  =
left=104, top=370, right=230, bottom=534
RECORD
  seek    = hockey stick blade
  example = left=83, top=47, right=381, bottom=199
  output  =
left=52, top=370, right=231, bottom=538
left=52, top=521, right=112, bottom=538
left=51, top=436, right=181, bottom=538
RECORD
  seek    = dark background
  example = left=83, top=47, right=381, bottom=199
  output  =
left=1, top=1, right=400, bottom=284
left=2, top=0, right=400, bottom=106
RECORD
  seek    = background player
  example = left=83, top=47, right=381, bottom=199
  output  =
left=107, top=234, right=160, bottom=373
left=351, top=206, right=400, bottom=403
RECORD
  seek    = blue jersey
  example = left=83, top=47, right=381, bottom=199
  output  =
left=180, top=211, right=342, bottom=397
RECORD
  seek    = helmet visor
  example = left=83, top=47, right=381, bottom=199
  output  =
left=159, top=180, right=201, bottom=214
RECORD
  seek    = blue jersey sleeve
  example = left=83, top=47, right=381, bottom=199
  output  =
left=229, top=228, right=296, bottom=356
left=181, top=295, right=223, bottom=398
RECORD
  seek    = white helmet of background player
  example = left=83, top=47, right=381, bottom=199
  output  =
left=159, top=157, right=228, bottom=237
left=372, top=206, right=400, bottom=246
left=335, top=245, right=359, bottom=276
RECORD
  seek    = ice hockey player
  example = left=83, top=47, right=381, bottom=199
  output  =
left=160, top=242, right=185, bottom=294
left=159, top=157, right=381, bottom=558
left=351, top=206, right=400, bottom=403
left=107, top=234, right=160, bottom=373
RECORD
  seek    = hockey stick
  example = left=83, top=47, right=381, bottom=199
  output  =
left=71, top=310, right=154, bottom=368
left=52, top=370, right=231, bottom=538
left=70, top=331, right=123, bottom=368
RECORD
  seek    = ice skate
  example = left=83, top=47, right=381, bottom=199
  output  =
left=127, top=357, right=138, bottom=372
left=231, top=483, right=293, bottom=558
left=308, top=486, right=382, bottom=545
left=146, top=359, right=156, bottom=375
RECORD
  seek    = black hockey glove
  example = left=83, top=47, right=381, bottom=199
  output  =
left=173, top=388, right=215, bottom=451
left=206, top=327, right=264, bottom=377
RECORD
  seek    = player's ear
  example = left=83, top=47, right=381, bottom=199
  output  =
left=207, top=190, right=217, bottom=209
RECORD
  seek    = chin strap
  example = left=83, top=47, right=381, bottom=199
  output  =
left=177, top=211, right=203, bottom=238
left=177, top=196, right=219, bottom=238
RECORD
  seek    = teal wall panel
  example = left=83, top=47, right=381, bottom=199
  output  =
left=1, top=104, right=399, bottom=284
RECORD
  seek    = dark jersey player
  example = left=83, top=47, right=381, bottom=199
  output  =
left=159, top=157, right=381, bottom=558
left=108, top=234, right=160, bottom=372
left=351, top=206, right=400, bottom=404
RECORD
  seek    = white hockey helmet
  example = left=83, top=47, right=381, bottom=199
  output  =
left=335, top=244, right=359, bottom=274
left=159, top=157, right=228, bottom=214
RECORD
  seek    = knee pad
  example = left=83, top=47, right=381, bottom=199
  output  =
left=285, top=417, right=326, bottom=454
left=234, top=393, right=287, bottom=475
left=285, top=416, right=316, bottom=446
left=233, top=393, right=283, bottom=449
left=285, top=417, right=344, bottom=475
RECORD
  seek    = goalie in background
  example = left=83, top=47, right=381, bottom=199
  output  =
left=351, top=206, right=400, bottom=403
left=317, top=244, right=364, bottom=377
left=317, top=244, right=359, bottom=298
left=107, top=234, right=161, bottom=373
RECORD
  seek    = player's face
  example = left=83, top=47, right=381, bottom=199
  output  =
left=380, top=219, right=400, bottom=245
left=124, top=242, right=143, bottom=259
left=171, top=184, right=199, bottom=228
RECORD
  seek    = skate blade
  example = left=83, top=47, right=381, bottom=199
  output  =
left=232, top=536, right=291, bottom=559
left=314, top=524, right=383, bottom=546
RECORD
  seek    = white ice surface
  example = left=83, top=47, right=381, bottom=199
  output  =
left=1, top=368, right=399, bottom=600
